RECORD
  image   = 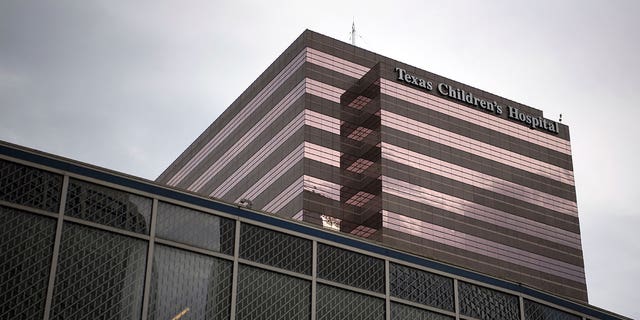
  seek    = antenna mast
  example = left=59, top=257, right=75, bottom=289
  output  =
left=350, top=20, right=357, bottom=46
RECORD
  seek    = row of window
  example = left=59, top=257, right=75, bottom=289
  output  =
left=0, top=158, right=591, bottom=319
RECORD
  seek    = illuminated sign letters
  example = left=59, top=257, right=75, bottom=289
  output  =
left=394, top=67, right=559, bottom=134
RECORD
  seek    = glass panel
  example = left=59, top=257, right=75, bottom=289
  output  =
left=147, top=245, right=232, bottom=320
left=317, top=244, right=384, bottom=293
left=156, top=201, right=235, bottom=254
left=236, top=264, right=311, bottom=320
left=0, top=206, right=56, bottom=319
left=391, top=302, right=453, bottom=320
left=316, top=284, right=384, bottom=320
left=65, top=178, right=151, bottom=234
left=524, top=299, right=581, bottom=320
left=390, top=263, right=455, bottom=311
left=458, top=281, right=519, bottom=320
left=0, top=159, right=62, bottom=212
left=240, top=223, right=311, bottom=274
left=50, top=223, right=147, bottom=320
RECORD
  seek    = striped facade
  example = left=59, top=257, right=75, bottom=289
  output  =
left=157, top=30, right=586, bottom=301
left=1, top=141, right=627, bottom=320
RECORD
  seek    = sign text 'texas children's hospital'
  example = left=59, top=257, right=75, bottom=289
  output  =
left=394, top=67, right=560, bottom=135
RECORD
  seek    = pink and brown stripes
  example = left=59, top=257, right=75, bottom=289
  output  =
left=165, top=49, right=308, bottom=187
left=380, top=79, right=571, bottom=154
left=381, top=110, right=575, bottom=186
left=382, top=209, right=585, bottom=284
left=381, top=176, right=581, bottom=249
left=381, top=142, right=578, bottom=216
left=165, top=47, right=363, bottom=187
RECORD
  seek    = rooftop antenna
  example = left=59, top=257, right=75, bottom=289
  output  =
left=349, top=19, right=357, bottom=46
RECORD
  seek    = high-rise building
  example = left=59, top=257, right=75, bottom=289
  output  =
left=158, top=30, right=584, bottom=301
left=2, top=29, right=626, bottom=320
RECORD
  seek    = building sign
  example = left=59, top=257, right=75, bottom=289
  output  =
left=394, top=68, right=559, bottom=134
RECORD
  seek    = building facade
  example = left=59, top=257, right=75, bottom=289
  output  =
left=0, top=141, right=627, bottom=320
left=158, top=30, right=584, bottom=301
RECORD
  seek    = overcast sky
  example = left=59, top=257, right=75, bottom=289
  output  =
left=1, top=1, right=638, bottom=318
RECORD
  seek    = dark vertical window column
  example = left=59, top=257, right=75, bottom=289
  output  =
left=234, top=222, right=312, bottom=319
left=0, top=207, right=57, bottom=319
left=0, top=159, right=63, bottom=319
left=337, top=64, right=383, bottom=239
left=48, top=178, right=153, bottom=320
left=146, top=201, right=235, bottom=320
